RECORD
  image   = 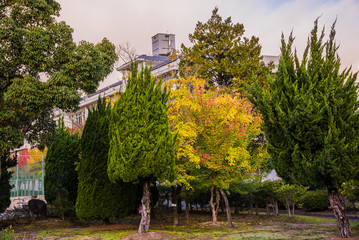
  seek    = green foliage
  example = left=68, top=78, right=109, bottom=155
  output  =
left=76, top=97, right=137, bottom=221
left=0, top=0, right=117, bottom=154
left=180, top=7, right=270, bottom=90
left=44, top=121, right=80, bottom=213
left=0, top=226, right=17, bottom=240
left=340, top=180, right=359, bottom=205
left=301, top=189, right=330, bottom=211
left=108, top=65, right=175, bottom=183
left=277, top=183, right=308, bottom=210
left=0, top=152, right=17, bottom=213
left=51, top=190, right=75, bottom=220
left=261, top=180, right=282, bottom=199
left=248, top=19, right=359, bottom=190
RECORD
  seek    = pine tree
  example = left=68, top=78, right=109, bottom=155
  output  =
left=44, top=121, right=80, bottom=219
left=0, top=152, right=16, bottom=213
left=180, top=7, right=270, bottom=90
left=76, top=97, right=137, bottom=222
left=249, top=19, right=359, bottom=238
left=108, top=65, right=175, bottom=233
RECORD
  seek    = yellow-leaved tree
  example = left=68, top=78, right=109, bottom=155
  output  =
left=167, top=77, right=267, bottom=227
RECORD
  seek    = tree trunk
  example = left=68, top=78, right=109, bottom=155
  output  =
left=328, top=188, right=352, bottom=238
left=286, top=197, right=291, bottom=217
left=266, top=202, right=270, bottom=215
left=138, top=180, right=151, bottom=233
left=57, top=193, right=64, bottom=221
left=292, top=202, right=295, bottom=216
left=177, top=195, right=183, bottom=214
left=219, top=189, right=233, bottom=228
left=248, top=198, right=254, bottom=214
left=272, top=199, right=279, bottom=216
left=215, top=187, right=220, bottom=214
left=255, top=203, right=259, bottom=215
left=210, top=185, right=218, bottom=223
left=185, top=190, right=190, bottom=221
left=172, top=186, right=179, bottom=226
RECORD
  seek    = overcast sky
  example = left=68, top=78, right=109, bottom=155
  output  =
left=56, top=0, right=359, bottom=88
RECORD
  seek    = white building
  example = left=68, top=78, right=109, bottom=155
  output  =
left=57, top=33, right=279, bottom=130
left=57, top=33, right=179, bottom=130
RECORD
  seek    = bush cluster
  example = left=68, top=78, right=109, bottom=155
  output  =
left=301, top=189, right=330, bottom=211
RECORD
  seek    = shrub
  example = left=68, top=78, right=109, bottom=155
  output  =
left=301, top=189, right=329, bottom=211
left=0, top=226, right=17, bottom=240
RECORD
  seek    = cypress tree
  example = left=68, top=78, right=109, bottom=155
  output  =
left=76, top=97, right=137, bottom=222
left=44, top=120, right=80, bottom=219
left=108, top=65, right=175, bottom=233
left=0, top=152, right=16, bottom=213
left=249, top=19, right=359, bottom=237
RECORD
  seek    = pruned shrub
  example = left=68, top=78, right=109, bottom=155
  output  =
left=301, top=189, right=329, bottom=211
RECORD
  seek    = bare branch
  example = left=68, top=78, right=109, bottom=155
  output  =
left=116, top=41, right=136, bottom=66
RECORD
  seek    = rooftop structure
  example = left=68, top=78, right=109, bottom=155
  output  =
left=152, top=33, right=175, bottom=56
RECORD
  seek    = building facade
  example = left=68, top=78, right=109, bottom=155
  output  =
left=57, top=33, right=279, bottom=130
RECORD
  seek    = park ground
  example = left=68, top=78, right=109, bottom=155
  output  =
left=5, top=210, right=359, bottom=240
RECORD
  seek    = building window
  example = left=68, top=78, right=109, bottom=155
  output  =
left=71, top=110, right=85, bottom=128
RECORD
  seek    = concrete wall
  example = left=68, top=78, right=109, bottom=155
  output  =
left=7, top=195, right=46, bottom=210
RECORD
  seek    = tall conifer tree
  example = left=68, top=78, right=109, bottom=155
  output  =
left=249, top=19, right=359, bottom=238
left=44, top=121, right=80, bottom=219
left=76, top=97, right=137, bottom=222
left=180, top=7, right=270, bottom=90
left=108, top=65, right=175, bottom=233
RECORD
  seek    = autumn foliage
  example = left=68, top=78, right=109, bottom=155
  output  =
left=167, top=77, right=266, bottom=224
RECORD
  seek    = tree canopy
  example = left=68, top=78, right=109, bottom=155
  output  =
left=166, top=76, right=266, bottom=226
left=179, top=7, right=270, bottom=90
left=248, top=19, right=359, bottom=238
left=0, top=0, right=118, bottom=154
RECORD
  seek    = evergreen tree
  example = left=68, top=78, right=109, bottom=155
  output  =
left=249, top=19, right=359, bottom=238
left=0, top=0, right=117, bottom=209
left=0, top=0, right=117, bottom=155
left=76, top=97, right=137, bottom=222
left=108, top=65, right=175, bottom=233
left=0, top=152, right=16, bottom=213
left=180, top=7, right=270, bottom=90
left=44, top=121, right=80, bottom=219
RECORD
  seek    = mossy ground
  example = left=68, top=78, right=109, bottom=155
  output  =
left=7, top=210, right=359, bottom=239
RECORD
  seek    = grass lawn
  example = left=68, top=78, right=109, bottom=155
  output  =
left=8, top=210, right=359, bottom=240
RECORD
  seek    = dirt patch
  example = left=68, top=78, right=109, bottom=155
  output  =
left=82, top=223, right=138, bottom=231
left=123, top=231, right=177, bottom=240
